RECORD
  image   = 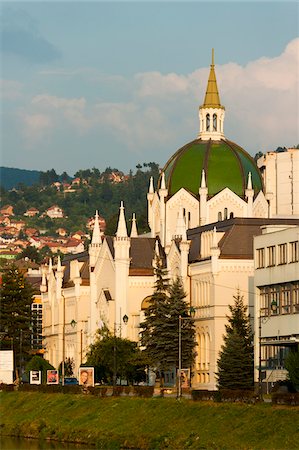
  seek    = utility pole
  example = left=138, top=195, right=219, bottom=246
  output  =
left=62, top=294, right=65, bottom=386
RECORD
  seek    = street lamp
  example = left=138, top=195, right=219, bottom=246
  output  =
left=178, top=307, right=196, bottom=400
left=258, top=299, right=278, bottom=399
left=61, top=293, right=76, bottom=386
left=113, top=314, right=129, bottom=387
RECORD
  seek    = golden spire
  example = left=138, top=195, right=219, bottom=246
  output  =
left=201, top=48, right=224, bottom=109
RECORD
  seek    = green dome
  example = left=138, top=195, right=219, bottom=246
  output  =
left=162, top=138, right=264, bottom=198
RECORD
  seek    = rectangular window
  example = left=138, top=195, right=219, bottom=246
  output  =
left=290, top=241, right=299, bottom=263
left=259, top=287, right=268, bottom=317
left=281, top=285, right=291, bottom=314
left=256, top=248, right=265, bottom=269
left=292, top=282, right=299, bottom=313
left=269, top=286, right=279, bottom=314
left=278, top=243, right=287, bottom=265
left=267, top=246, right=276, bottom=267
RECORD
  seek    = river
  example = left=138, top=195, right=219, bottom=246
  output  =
left=0, top=436, right=92, bottom=450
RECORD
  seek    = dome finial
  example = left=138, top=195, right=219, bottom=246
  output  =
left=212, top=48, right=215, bottom=66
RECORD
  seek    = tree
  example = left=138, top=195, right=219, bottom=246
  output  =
left=58, top=357, right=75, bottom=377
left=0, top=264, right=34, bottom=376
left=216, top=292, right=254, bottom=390
left=285, top=349, right=299, bottom=392
left=16, top=246, right=41, bottom=263
left=140, top=259, right=196, bottom=378
left=25, top=355, right=55, bottom=384
left=85, top=326, right=146, bottom=384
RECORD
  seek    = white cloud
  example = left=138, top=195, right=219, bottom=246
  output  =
left=0, top=79, right=23, bottom=100
left=21, top=112, right=52, bottom=143
left=19, top=38, right=299, bottom=159
left=32, top=94, right=86, bottom=110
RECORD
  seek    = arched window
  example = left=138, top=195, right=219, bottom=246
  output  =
left=206, top=114, right=210, bottom=131
left=213, top=113, right=217, bottom=131
left=224, top=208, right=228, bottom=220
left=230, top=212, right=234, bottom=219
left=218, top=211, right=222, bottom=221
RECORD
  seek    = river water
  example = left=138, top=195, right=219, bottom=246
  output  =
left=0, top=436, right=91, bottom=450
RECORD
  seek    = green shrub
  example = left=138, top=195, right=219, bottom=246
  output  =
left=191, top=390, right=216, bottom=401
left=272, top=392, right=299, bottom=405
left=0, top=383, right=15, bottom=392
left=217, top=389, right=257, bottom=403
left=61, top=385, right=81, bottom=394
left=88, top=386, right=108, bottom=397
left=133, top=385, right=154, bottom=398
left=112, top=386, right=123, bottom=396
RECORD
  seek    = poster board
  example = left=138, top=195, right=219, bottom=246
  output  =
left=0, top=351, right=14, bottom=384
left=177, top=368, right=190, bottom=388
left=78, top=367, right=94, bottom=387
left=30, top=370, right=41, bottom=385
left=47, top=369, right=59, bottom=385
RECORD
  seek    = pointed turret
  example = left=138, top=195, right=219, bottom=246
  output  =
left=116, top=201, right=128, bottom=237
left=247, top=172, right=252, bottom=190
left=89, top=210, right=102, bottom=269
left=160, top=172, right=166, bottom=190
left=130, top=213, right=138, bottom=237
left=48, top=258, right=52, bottom=274
left=159, top=172, right=168, bottom=247
left=57, top=255, right=62, bottom=272
left=246, top=172, right=254, bottom=216
left=148, top=176, right=154, bottom=194
left=114, top=201, right=130, bottom=339
left=201, top=49, right=224, bottom=109
left=198, top=49, right=225, bottom=141
left=199, top=169, right=208, bottom=225
left=91, top=210, right=101, bottom=245
left=200, top=169, right=206, bottom=189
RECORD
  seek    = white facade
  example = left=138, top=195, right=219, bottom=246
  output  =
left=257, top=148, right=299, bottom=218
left=41, top=256, right=90, bottom=375
left=253, top=226, right=299, bottom=388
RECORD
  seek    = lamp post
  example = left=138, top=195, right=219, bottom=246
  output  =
left=61, top=293, right=76, bottom=386
left=113, top=314, right=129, bottom=387
left=258, top=299, right=278, bottom=399
left=62, top=294, right=65, bottom=386
left=178, top=307, right=196, bottom=400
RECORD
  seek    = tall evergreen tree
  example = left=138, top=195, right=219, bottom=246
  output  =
left=0, top=264, right=34, bottom=375
left=216, top=291, right=254, bottom=390
left=140, top=258, right=196, bottom=375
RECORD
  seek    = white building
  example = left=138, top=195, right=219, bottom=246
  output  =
left=40, top=51, right=298, bottom=388
left=257, top=148, right=299, bottom=218
left=253, top=225, right=299, bottom=390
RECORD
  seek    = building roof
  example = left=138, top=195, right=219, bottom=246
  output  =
left=200, top=48, right=224, bottom=110
left=188, top=217, right=299, bottom=263
left=162, top=138, right=264, bottom=199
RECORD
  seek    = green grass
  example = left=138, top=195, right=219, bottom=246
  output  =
left=1, top=392, right=299, bottom=449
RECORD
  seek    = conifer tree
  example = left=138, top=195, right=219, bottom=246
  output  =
left=140, top=255, right=170, bottom=370
left=0, top=264, right=34, bottom=374
left=216, top=291, right=254, bottom=390
left=140, top=258, right=196, bottom=374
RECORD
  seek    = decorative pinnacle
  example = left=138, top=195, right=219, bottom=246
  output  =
left=116, top=201, right=128, bottom=237
left=149, top=176, right=154, bottom=194
left=91, top=210, right=101, bottom=245
left=130, top=213, right=138, bottom=237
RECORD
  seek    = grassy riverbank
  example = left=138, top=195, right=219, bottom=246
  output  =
left=1, top=392, right=299, bottom=449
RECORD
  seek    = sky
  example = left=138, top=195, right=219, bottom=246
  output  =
left=1, top=1, right=299, bottom=176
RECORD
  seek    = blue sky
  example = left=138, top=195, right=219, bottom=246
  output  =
left=1, top=1, right=298, bottom=175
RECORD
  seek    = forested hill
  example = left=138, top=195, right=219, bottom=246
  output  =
left=0, top=167, right=41, bottom=189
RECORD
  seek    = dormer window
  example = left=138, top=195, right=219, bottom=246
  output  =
left=206, top=113, right=210, bottom=131
left=213, top=113, right=217, bottom=131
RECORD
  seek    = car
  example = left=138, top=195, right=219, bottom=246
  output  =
left=61, top=377, right=79, bottom=385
